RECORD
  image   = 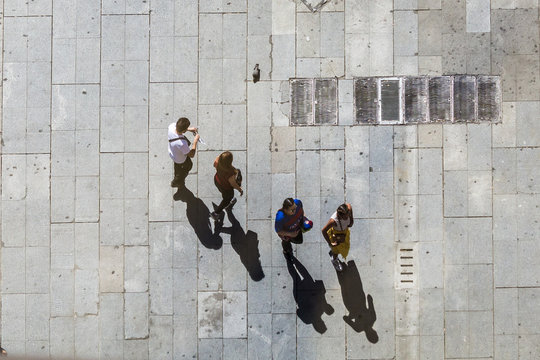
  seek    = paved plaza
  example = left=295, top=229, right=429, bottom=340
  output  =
left=1, top=0, right=540, bottom=359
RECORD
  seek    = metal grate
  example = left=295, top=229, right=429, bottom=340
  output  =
left=290, top=78, right=338, bottom=126
left=354, top=77, right=378, bottom=124
left=395, top=244, right=418, bottom=289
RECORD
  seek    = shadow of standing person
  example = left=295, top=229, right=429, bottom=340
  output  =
left=337, top=260, right=378, bottom=343
left=174, top=187, right=223, bottom=250
left=286, top=255, right=334, bottom=334
left=219, top=208, right=265, bottom=281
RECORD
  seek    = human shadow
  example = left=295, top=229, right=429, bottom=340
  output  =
left=286, top=256, right=334, bottom=334
left=218, top=208, right=265, bottom=281
left=174, top=187, right=222, bottom=249
left=337, top=260, right=378, bottom=343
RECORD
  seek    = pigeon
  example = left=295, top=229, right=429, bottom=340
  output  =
left=252, top=64, right=260, bottom=83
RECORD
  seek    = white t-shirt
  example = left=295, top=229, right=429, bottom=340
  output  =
left=168, top=123, right=191, bottom=164
left=330, top=211, right=351, bottom=231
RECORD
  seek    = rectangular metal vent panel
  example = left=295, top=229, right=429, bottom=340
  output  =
left=453, top=75, right=477, bottom=122
left=354, top=77, right=378, bottom=124
left=395, top=243, right=418, bottom=289
left=477, top=76, right=501, bottom=122
left=404, top=77, right=428, bottom=123
left=290, top=79, right=313, bottom=125
left=314, top=79, right=338, bottom=125
left=428, top=76, right=453, bottom=122
left=380, top=79, right=401, bottom=123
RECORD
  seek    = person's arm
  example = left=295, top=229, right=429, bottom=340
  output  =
left=228, top=174, right=243, bottom=195
left=321, top=218, right=337, bottom=246
left=187, top=134, right=200, bottom=158
left=187, top=126, right=198, bottom=133
left=213, top=155, right=219, bottom=168
left=347, top=203, right=354, bottom=227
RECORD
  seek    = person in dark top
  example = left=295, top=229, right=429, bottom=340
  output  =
left=275, top=198, right=312, bottom=259
left=210, top=151, right=243, bottom=221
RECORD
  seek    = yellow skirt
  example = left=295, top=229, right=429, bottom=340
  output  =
left=327, top=227, right=350, bottom=259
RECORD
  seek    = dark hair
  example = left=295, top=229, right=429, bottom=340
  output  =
left=176, top=117, right=190, bottom=133
left=282, top=198, right=295, bottom=210
left=217, top=151, right=234, bottom=172
left=337, top=203, right=349, bottom=219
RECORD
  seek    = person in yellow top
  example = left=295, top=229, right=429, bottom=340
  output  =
left=321, top=203, right=354, bottom=272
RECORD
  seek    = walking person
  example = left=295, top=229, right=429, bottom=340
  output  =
left=322, top=203, right=354, bottom=271
left=275, top=198, right=313, bottom=260
left=169, top=117, right=199, bottom=197
left=210, top=151, right=243, bottom=221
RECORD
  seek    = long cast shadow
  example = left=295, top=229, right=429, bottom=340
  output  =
left=219, top=208, right=265, bottom=281
left=174, top=187, right=222, bottom=249
left=286, top=256, right=334, bottom=334
left=337, top=260, right=378, bottom=343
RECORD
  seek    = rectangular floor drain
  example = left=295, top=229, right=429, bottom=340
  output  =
left=395, top=243, right=418, bottom=289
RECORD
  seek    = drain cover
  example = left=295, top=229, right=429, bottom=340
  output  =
left=395, top=243, right=418, bottom=289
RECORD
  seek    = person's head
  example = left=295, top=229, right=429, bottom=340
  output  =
left=282, top=198, right=297, bottom=216
left=337, top=203, right=349, bottom=220
left=176, top=117, right=190, bottom=134
left=218, top=151, right=233, bottom=170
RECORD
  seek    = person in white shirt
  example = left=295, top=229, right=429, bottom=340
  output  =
left=168, top=117, right=199, bottom=193
left=321, top=203, right=354, bottom=272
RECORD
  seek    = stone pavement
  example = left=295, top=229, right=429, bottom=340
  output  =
left=1, top=0, right=540, bottom=359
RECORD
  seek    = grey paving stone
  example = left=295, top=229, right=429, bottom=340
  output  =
left=516, top=101, right=540, bottom=147
left=50, top=317, right=74, bottom=359
left=395, top=149, right=418, bottom=195
left=418, top=10, right=442, bottom=56
left=418, top=194, right=443, bottom=244
left=223, top=292, right=247, bottom=338
left=394, top=126, right=417, bottom=149
left=444, top=311, right=468, bottom=357
left=320, top=12, right=344, bottom=58
left=519, top=334, right=540, bottom=360
left=396, top=195, right=418, bottom=242
left=75, top=176, right=99, bottom=222
left=271, top=34, right=295, bottom=80
left=516, top=193, right=540, bottom=243
left=148, top=316, right=173, bottom=360
left=396, top=335, right=419, bottom=360
left=125, top=246, right=149, bottom=293
left=149, top=268, right=173, bottom=315
left=74, top=269, right=99, bottom=316
left=50, top=269, right=74, bottom=318
left=443, top=217, right=467, bottom=265
left=419, top=335, right=444, bottom=360
left=345, top=32, right=369, bottom=77
left=197, top=338, right=222, bottom=359
left=51, top=223, right=74, bottom=269
left=172, top=314, right=197, bottom=359
left=467, top=123, right=492, bottom=171
left=75, top=316, right=99, bottom=358
left=394, top=11, right=418, bottom=57
left=124, top=292, right=149, bottom=340
left=223, top=244, right=247, bottom=291
left=150, top=37, right=174, bottom=82
left=198, top=292, right=223, bottom=338
left=223, top=339, right=247, bottom=360
left=100, top=199, right=124, bottom=245
left=418, top=55, right=443, bottom=75
left=172, top=222, right=198, bottom=269
left=444, top=265, right=468, bottom=311
left=271, top=266, right=296, bottom=313
left=223, top=59, right=247, bottom=105
left=124, top=199, right=149, bottom=246
left=419, top=288, right=444, bottom=336
left=149, top=222, right=172, bottom=270
left=518, top=239, right=540, bottom=287
left=396, top=288, right=420, bottom=336
left=466, top=0, right=490, bottom=32
left=494, top=288, right=518, bottom=336
left=173, top=268, right=197, bottom=318
left=495, top=334, right=518, bottom=360
left=369, top=126, right=393, bottom=172
left=468, top=218, right=492, bottom=264
left=468, top=170, right=492, bottom=216
left=345, top=172, right=369, bottom=218
left=320, top=150, right=344, bottom=198
left=418, top=242, right=443, bottom=289
left=51, top=176, right=75, bottom=223
left=26, top=246, right=50, bottom=294
left=443, top=171, right=467, bottom=217
left=1, top=200, right=25, bottom=247
left=247, top=313, right=272, bottom=360
left=369, top=172, right=394, bottom=218
left=125, top=61, right=149, bottom=106
left=248, top=0, right=271, bottom=36
left=296, top=12, right=320, bottom=58
left=100, top=293, right=124, bottom=342
left=271, top=313, right=296, bottom=360
left=493, top=148, right=517, bottom=194
left=100, top=106, right=125, bottom=151
left=51, top=131, right=75, bottom=177
left=469, top=311, right=494, bottom=358
left=123, top=339, right=149, bottom=360
left=494, top=239, right=518, bottom=288
left=1, top=247, right=25, bottom=293
left=99, top=245, right=124, bottom=293
left=468, top=264, right=493, bottom=311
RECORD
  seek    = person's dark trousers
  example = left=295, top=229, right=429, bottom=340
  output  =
left=282, top=231, right=303, bottom=254
left=172, top=157, right=193, bottom=188
left=214, top=177, right=234, bottom=213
